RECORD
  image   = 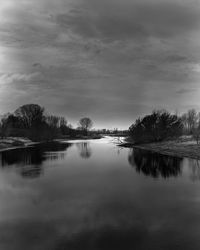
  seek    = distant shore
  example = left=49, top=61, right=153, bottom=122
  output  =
left=57, top=135, right=103, bottom=141
left=0, top=135, right=103, bottom=152
left=0, top=137, right=40, bottom=152
left=119, top=137, right=200, bottom=160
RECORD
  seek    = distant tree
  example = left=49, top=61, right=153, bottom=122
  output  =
left=0, top=114, right=9, bottom=138
left=45, top=115, right=60, bottom=128
left=181, top=113, right=189, bottom=134
left=78, top=117, right=93, bottom=135
left=113, top=128, right=118, bottom=134
left=192, top=127, right=200, bottom=144
left=13, top=104, right=46, bottom=140
left=187, top=109, right=197, bottom=133
left=59, top=117, right=68, bottom=135
left=129, top=110, right=183, bottom=144
left=60, top=117, right=67, bottom=126
left=181, top=109, right=198, bottom=134
left=191, top=113, right=200, bottom=144
left=14, top=104, right=45, bottom=129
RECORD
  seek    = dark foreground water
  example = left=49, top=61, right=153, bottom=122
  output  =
left=0, top=137, right=200, bottom=250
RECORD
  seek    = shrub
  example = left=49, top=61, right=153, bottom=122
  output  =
left=129, top=110, right=183, bottom=144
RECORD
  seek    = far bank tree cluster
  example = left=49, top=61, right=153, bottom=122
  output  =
left=0, top=104, right=93, bottom=141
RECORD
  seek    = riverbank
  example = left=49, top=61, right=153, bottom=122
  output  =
left=120, top=137, right=200, bottom=160
left=0, top=137, right=40, bottom=152
left=58, top=135, right=103, bottom=140
left=0, top=135, right=103, bottom=152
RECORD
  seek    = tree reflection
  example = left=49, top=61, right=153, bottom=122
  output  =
left=128, top=148, right=183, bottom=178
left=189, top=159, right=200, bottom=181
left=20, top=165, right=43, bottom=178
left=76, top=142, right=92, bottom=159
left=0, top=142, right=72, bottom=178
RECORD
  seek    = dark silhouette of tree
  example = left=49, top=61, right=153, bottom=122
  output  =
left=13, top=104, right=46, bottom=140
left=187, top=109, right=198, bottom=133
left=0, top=114, right=24, bottom=138
left=128, top=149, right=182, bottom=178
left=45, top=115, right=61, bottom=139
left=192, top=126, right=200, bottom=144
left=59, top=117, right=68, bottom=134
left=14, top=104, right=45, bottom=129
left=181, top=109, right=199, bottom=134
left=0, top=113, right=10, bottom=138
left=0, top=104, right=79, bottom=140
left=180, top=109, right=200, bottom=143
left=129, top=110, right=183, bottom=143
left=181, top=113, right=188, bottom=133
left=78, top=117, right=93, bottom=135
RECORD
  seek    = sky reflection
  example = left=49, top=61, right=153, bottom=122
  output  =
left=0, top=138, right=200, bottom=250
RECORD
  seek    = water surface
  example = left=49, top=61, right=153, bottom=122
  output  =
left=0, top=137, right=200, bottom=250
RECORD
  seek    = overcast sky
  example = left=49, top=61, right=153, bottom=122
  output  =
left=1, top=0, right=200, bottom=129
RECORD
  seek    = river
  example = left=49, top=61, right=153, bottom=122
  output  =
left=0, top=136, right=200, bottom=250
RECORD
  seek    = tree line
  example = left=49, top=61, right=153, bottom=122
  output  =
left=129, top=109, right=200, bottom=144
left=0, top=104, right=93, bottom=141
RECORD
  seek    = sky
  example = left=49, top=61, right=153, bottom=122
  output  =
left=1, top=0, right=200, bottom=129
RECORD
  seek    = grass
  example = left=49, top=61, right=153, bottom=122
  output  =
left=119, top=136, right=200, bottom=159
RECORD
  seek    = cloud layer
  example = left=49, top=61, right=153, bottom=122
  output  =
left=1, top=0, right=200, bottom=128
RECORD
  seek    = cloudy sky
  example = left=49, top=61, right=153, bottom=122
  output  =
left=1, top=0, right=200, bottom=129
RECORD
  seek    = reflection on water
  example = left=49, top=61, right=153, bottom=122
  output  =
left=1, top=138, right=200, bottom=250
left=0, top=142, right=72, bottom=178
left=188, top=158, right=200, bottom=181
left=128, top=148, right=183, bottom=178
left=76, top=142, right=92, bottom=159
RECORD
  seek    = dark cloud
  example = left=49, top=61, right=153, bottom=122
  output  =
left=176, top=88, right=196, bottom=94
left=56, top=0, right=200, bottom=41
left=1, top=0, right=200, bottom=128
left=164, top=55, right=189, bottom=63
left=56, top=11, right=147, bottom=42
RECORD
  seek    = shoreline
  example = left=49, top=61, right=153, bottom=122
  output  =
left=119, top=140, right=200, bottom=160
left=0, top=141, right=41, bottom=153
left=0, top=135, right=103, bottom=153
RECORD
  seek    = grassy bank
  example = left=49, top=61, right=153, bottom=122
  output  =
left=120, top=136, right=200, bottom=160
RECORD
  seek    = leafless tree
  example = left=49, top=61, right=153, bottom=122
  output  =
left=14, top=104, right=45, bottom=129
left=182, top=109, right=198, bottom=134
left=78, top=117, right=93, bottom=135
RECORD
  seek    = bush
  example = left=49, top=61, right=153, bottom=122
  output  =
left=129, top=110, right=183, bottom=144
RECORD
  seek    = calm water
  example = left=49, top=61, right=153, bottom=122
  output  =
left=0, top=137, right=200, bottom=250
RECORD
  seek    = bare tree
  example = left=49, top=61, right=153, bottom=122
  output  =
left=181, top=113, right=189, bottom=133
left=14, top=104, right=45, bottom=129
left=0, top=114, right=9, bottom=138
left=60, top=117, right=67, bottom=127
left=187, top=109, right=198, bottom=133
left=192, top=127, right=200, bottom=145
left=46, top=115, right=60, bottom=128
left=181, top=109, right=199, bottom=134
left=78, top=117, right=93, bottom=135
